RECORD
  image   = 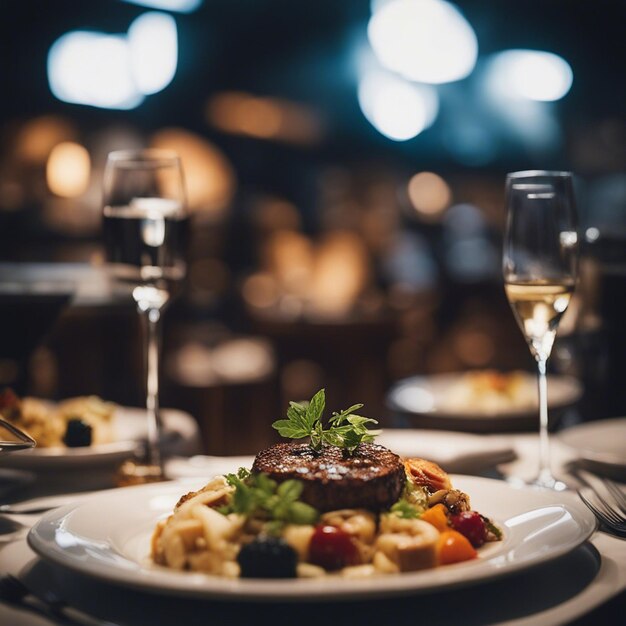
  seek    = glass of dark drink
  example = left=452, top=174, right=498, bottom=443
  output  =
left=102, top=149, right=187, bottom=482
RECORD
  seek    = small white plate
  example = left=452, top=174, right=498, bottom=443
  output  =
left=0, top=407, right=196, bottom=470
left=388, top=373, right=582, bottom=432
left=28, top=475, right=596, bottom=601
left=559, top=418, right=626, bottom=480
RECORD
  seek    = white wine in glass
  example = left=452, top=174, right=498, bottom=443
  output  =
left=102, top=149, right=187, bottom=483
left=503, top=171, right=578, bottom=490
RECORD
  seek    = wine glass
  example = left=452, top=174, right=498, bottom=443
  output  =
left=503, top=171, right=578, bottom=490
left=102, top=149, right=187, bottom=482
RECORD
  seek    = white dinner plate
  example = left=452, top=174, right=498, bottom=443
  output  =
left=28, top=475, right=597, bottom=601
left=559, top=418, right=626, bottom=480
left=388, top=373, right=582, bottom=432
left=0, top=407, right=196, bottom=470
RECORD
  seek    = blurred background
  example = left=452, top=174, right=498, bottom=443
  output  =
left=0, top=0, right=624, bottom=454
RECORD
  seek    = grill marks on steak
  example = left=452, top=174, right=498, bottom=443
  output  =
left=252, top=442, right=405, bottom=512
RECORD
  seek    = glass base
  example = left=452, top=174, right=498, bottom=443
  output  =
left=531, top=474, right=569, bottom=491
left=506, top=473, right=569, bottom=492
left=116, top=460, right=167, bottom=487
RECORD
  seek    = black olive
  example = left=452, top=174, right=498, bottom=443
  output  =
left=237, top=536, right=298, bottom=578
left=63, top=418, right=92, bottom=447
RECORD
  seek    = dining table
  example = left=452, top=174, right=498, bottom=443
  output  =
left=0, top=428, right=624, bottom=626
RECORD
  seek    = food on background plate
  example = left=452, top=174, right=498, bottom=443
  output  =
left=440, top=370, right=536, bottom=413
left=152, top=389, right=501, bottom=578
left=0, top=388, right=115, bottom=448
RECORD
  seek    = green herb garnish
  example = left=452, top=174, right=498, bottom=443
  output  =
left=218, top=468, right=319, bottom=532
left=272, top=388, right=381, bottom=454
left=390, top=499, right=419, bottom=519
left=390, top=480, right=430, bottom=519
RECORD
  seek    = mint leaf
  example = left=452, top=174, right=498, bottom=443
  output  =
left=305, top=388, right=326, bottom=429
left=271, top=419, right=310, bottom=439
left=287, top=402, right=308, bottom=430
left=329, top=404, right=364, bottom=425
left=271, top=389, right=380, bottom=454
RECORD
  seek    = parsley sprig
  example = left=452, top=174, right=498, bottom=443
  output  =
left=271, top=389, right=381, bottom=454
left=218, top=467, right=319, bottom=532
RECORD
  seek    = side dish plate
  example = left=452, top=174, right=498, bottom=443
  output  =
left=0, top=407, right=195, bottom=470
left=388, top=373, right=582, bottom=432
left=28, top=475, right=597, bottom=600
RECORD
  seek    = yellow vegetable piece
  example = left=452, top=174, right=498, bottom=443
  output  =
left=420, top=504, right=449, bottom=532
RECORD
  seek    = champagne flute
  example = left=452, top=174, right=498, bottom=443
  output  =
left=102, top=149, right=187, bottom=482
left=503, top=171, right=578, bottom=490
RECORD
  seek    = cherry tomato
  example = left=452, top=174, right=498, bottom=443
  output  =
left=309, top=525, right=360, bottom=571
left=450, top=511, right=486, bottom=548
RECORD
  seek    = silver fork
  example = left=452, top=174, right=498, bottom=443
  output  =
left=574, top=471, right=626, bottom=537
left=603, top=478, right=626, bottom=514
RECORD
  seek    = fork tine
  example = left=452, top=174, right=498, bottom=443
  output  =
left=603, top=479, right=626, bottom=513
left=578, top=490, right=626, bottom=534
left=593, top=496, right=624, bottom=525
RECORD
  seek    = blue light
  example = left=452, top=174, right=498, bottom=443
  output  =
left=368, top=0, right=478, bottom=84
left=48, top=12, right=179, bottom=109
left=358, top=70, right=439, bottom=141
left=121, top=0, right=202, bottom=13
left=48, top=32, right=144, bottom=110
left=485, top=50, right=573, bottom=102
left=128, top=12, right=178, bottom=95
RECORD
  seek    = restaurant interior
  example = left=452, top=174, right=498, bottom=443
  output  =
left=0, top=1, right=624, bottom=624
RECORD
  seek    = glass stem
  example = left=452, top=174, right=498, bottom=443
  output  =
left=536, top=357, right=551, bottom=484
left=144, top=307, right=162, bottom=471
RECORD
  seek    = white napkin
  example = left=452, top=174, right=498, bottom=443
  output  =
left=376, top=429, right=516, bottom=473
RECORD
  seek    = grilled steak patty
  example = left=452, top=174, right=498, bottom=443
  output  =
left=252, top=442, right=405, bottom=512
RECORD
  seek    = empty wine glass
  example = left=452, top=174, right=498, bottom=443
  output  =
left=503, top=171, right=579, bottom=490
left=102, top=149, right=187, bottom=482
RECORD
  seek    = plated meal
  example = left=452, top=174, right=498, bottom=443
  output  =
left=387, top=370, right=582, bottom=432
left=152, top=390, right=501, bottom=579
left=0, top=388, right=115, bottom=448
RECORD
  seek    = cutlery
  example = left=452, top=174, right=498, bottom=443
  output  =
left=0, top=503, right=60, bottom=515
left=574, top=471, right=626, bottom=537
left=603, top=478, right=626, bottom=514
left=0, top=417, right=36, bottom=452
left=0, top=574, right=120, bottom=626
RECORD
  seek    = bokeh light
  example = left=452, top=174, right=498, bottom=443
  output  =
left=206, top=92, right=321, bottom=145
left=46, top=142, right=91, bottom=198
left=407, top=172, right=452, bottom=218
left=358, top=71, right=439, bottom=141
left=368, top=0, right=478, bottom=84
left=150, top=128, right=235, bottom=217
left=48, top=32, right=143, bottom=109
left=485, top=50, right=573, bottom=102
left=128, top=12, right=178, bottom=95
left=16, top=116, right=77, bottom=163
left=121, top=0, right=202, bottom=12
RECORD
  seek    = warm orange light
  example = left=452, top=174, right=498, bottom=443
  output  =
left=46, top=142, right=90, bottom=198
left=310, top=231, right=369, bottom=318
left=407, top=171, right=451, bottom=218
left=206, top=91, right=321, bottom=145
left=17, top=116, right=76, bottom=163
left=264, top=230, right=314, bottom=296
left=242, top=273, right=280, bottom=310
left=151, top=128, right=236, bottom=218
